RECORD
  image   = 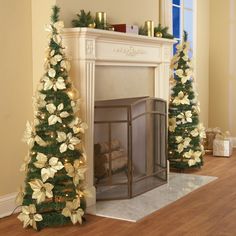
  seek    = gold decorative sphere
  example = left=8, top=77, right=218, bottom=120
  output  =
left=155, top=32, right=163, bottom=38
left=41, top=113, right=46, bottom=119
left=67, top=88, right=79, bottom=100
left=88, top=22, right=96, bottom=28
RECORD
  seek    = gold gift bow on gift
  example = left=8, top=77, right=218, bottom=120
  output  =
left=215, top=131, right=231, bottom=140
left=206, top=127, right=221, bottom=133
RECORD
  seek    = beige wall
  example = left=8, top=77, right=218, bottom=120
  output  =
left=2, top=0, right=233, bottom=197
left=209, top=0, right=236, bottom=136
left=32, top=0, right=56, bottom=90
left=195, top=0, right=210, bottom=127
left=0, top=0, right=32, bottom=195
left=56, top=0, right=159, bottom=27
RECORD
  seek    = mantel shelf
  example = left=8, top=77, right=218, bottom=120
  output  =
left=63, top=27, right=176, bottom=45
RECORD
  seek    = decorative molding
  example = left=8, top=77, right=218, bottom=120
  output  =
left=163, top=47, right=172, bottom=61
left=113, top=46, right=146, bottom=57
left=0, top=192, right=20, bottom=218
left=86, top=39, right=95, bottom=57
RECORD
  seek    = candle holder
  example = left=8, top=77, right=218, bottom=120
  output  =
left=95, top=12, right=107, bottom=29
left=145, top=20, right=154, bottom=37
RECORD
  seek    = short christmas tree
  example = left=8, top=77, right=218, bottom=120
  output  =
left=168, top=31, right=205, bottom=169
left=17, top=6, right=89, bottom=230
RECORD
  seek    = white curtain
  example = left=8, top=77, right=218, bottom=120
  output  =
left=159, top=0, right=173, bottom=34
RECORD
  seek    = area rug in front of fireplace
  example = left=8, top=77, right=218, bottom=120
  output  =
left=86, top=173, right=217, bottom=222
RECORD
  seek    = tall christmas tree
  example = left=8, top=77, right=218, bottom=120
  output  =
left=16, top=6, right=89, bottom=230
left=168, top=32, right=205, bottom=169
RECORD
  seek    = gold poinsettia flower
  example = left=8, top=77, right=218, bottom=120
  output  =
left=15, top=186, right=25, bottom=205
left=46, top=103, right=69, bottom=126
left=190, top=128, right=199, bottom=137
left=172, top=91, right=190, bottom=106
left=33, top=153, right=64, bottom=182
left=29, top=179, right=54, bottom=204
left=43, top=76, right=66, bottom=91
left=22, top=121, right=46, bottom=148
left=184, top=150, right=202, bottom=166
left=198, top=123, right=206, bottom=138
left=177, top=111, right=192, bottom=124
left=175, top=69, right=184, bottom=78
left=20, top=154, right=31, bottom=172
left=57, top=132, right=81, bottom=153
left=33, top=93, right=46, bottom=109
left=76, top=185, right=92, bottom=199
left=50, top=54, right=63, bottom=66
left=17, top=204, right=43, bottom=230
left=62, top=198, right=84, bottom=224
left=182, top=53, right=189, bottom=61
left=53, top=21, right=64, bottom=32
left=176, top=136, right=191, bottom=153
left=169, top=74, right=176, bottom=87
left=68, top=117, right=88, bottom=134
left=64, top=160, right=87, bottom=185
left=176, top=43, right=183, bottom=51
left=61, top=60, right=71, bottom=71
left=192, top=104, right=200, bottom=114
left=169, top=117, right=177, bottom=132
left=175, top=68, right=192, bottom=84
left=170, top=54, right=180, bottom=69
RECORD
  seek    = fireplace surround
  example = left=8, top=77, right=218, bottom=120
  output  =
left=62, top=28, right=175, bottom=205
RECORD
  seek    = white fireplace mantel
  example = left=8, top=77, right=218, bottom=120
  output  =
left=62, top=28, right=175, bottom=206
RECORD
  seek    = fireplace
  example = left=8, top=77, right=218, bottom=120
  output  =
left=62, top=28, right=175, bottom=205
left=94, top=97, right=167, bottom=200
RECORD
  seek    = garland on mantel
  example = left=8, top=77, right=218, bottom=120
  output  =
left=71, top=9, right=174, bottom=39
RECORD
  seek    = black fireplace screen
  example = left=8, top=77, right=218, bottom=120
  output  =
left=94, top=97, right=167, bottom=200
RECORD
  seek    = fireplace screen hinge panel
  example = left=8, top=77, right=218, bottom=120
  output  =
left=94, top=97, right=167, bottom=200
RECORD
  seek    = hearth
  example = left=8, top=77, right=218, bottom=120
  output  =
left=94, top=97, right=167, bottom=200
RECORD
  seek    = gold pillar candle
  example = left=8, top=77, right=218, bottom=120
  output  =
left=96, top=12, right=107, bottom=25
left=145, top=20, right=154, bottom=37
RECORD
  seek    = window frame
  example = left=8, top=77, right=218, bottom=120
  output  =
left=172, top=0, right=196, bottom=58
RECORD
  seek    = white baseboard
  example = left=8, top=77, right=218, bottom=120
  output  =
left=0, top=192, right=20, bottom=218
left=0, top=188, right=96, bottom=219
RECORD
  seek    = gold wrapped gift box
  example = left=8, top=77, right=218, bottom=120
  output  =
left=203, top=128, right=221, bottom=153
left=213, top=139, right=233, bottom=157
left=213, top=132, right=233, bottom=157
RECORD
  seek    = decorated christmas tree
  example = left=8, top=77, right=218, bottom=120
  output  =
left=16, top=6, right=89, bottom=230
left=168, top=31, right=205, bottom=169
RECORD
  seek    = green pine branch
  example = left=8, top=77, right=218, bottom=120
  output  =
left=51, top=5, right=60, bottom=23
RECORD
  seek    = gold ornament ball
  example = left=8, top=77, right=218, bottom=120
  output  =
left=67, top=88, right=78, bottom=99
left=88, top=22, right=96, bottom=28
left=108, top=26, right=115, bottom=31
left=155, top=32, right=163, bottom=38
left=41, top=113, right=46, bottom=119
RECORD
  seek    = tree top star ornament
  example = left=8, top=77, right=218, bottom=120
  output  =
left=17, top=6, right=89, bottom=230
left=168, top=31, right=206, bottom=170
